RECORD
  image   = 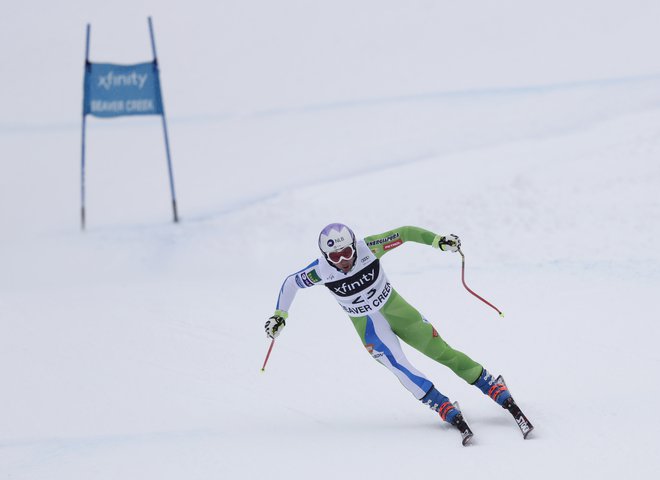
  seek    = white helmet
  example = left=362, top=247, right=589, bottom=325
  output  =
left=318, top=223, right=356, bottom=263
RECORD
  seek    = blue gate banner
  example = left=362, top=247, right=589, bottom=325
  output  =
left=83, top=62, right=163, bottom=118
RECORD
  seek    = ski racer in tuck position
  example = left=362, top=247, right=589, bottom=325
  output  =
left=266, top=223, right=533, bottom=444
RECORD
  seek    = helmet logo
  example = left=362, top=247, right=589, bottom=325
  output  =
left=327, top=236, right=345, bottom=248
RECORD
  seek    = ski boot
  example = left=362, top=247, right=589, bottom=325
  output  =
left=421, top=386, right=474, bottom=446
left=474, top=369, right=534, bottom=438
left=473, top=368, right=512, bottom=406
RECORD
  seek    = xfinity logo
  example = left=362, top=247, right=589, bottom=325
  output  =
left=97, top=71, right=149, bottom=90
left=332, top=268, right=375, bottom=295
left=325, top=259, right=380, bottom=297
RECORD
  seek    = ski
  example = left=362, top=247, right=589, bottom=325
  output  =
left=451, top=401, right=474, bottom=446
left=496, top=375, right=534, bottom=439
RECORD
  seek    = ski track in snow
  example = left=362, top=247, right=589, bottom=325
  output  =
left=3, top=71, right=660, bottom=134
left=176, top=79, right=660, bottom=230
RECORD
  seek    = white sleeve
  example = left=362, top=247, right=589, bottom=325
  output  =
left=275, top=259, right=323, bottom=314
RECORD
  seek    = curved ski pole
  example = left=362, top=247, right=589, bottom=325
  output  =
left=458, top=248, right=504, bottom=317
left=261, top=338, right=276, bottom=372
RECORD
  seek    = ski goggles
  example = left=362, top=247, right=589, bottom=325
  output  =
left=327, top=245, right=355, bottom=263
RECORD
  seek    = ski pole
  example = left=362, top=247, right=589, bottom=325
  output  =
left=458, top=248, right=504, bottom=317
left=261, top=338, right=276, bottom=372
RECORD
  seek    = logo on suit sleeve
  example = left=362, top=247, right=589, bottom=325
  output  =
left=308, top=269, right=322, bottom=283
left=299, top=272, right=314, bottom=287
left=383, top=239, right=403, bottom=250
left=366, top=233, right=400, bottom=248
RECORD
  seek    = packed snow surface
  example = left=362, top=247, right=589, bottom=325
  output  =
left=2, top=1, right=659, bottom=479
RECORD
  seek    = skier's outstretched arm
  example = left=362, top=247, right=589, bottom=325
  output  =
left=364, top=225, right=460, bottom=259
left=266, top=259, right=322, bottom=339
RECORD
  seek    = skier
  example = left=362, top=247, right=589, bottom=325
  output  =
left=266, top=223, right=532, bottom=444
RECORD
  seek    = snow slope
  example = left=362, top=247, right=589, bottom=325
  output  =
left=2, top=1, right=660, bottom=479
